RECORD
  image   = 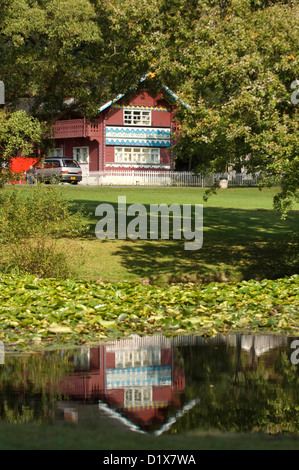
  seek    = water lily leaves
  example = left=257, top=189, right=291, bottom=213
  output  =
left=47, top=324, right=72, bottom=334
left=0, top=273, right=298, bottom=350
left=99, top=320, right=117, bottom=329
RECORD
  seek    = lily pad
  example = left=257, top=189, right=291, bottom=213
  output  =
left=48, top=324, right=72, bottom=334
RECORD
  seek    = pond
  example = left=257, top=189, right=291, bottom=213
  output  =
left=0, top=333, right=298, bottom=438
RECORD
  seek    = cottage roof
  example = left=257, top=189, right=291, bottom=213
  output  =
left=98, top=75, right=190, bottom=114
left=98, top=398, right=200, bottom=435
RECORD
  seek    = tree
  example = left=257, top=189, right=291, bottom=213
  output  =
left=136, top=0, right=299, bottom=214
left=0, top=109, right=44, bottom=185
left=0, top=0, right=152, bottom=177
left=0, top=110, right=43, bottom=157
left=1, top=0, right=298, bottom=212
left=0, top=0, right=151, bottom=122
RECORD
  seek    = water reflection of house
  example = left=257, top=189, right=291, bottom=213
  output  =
left=55, top=334, right=289, bottom=430
left=57, top=336, right=191, bottom=433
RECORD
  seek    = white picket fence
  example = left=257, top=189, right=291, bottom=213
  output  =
left=81, top=170, right=260, bottom=187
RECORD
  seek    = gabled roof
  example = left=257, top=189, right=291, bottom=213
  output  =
left=98, top=75, right=190, bottom=113
left=98, top=398, right=200, bottom=435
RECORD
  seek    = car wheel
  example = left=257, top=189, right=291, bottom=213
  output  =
left=51, top=177, right=60, bottom=184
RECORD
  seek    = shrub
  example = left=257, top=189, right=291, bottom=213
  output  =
left=2, top=238, right=71, bottom=279
left=0, top=185, right=88, bottom=243
left=0, top=185, right=88, bottom=278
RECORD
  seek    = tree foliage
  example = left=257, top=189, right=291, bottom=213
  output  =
left=0, top=0, right=298, bottom=211
left=0, top=0, right=149, bottom=121
left=0, top=109, right=44, bottom=184
left=0, top=0, right=151, bottom=177
left=0, top=110, right=43, bottom=158
left=137, top=0, right=299, bottom=213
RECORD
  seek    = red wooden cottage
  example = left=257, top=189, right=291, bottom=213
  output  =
left=55, top=336, right=198, bottom=433
left=50, top=82, right=182, bottom=178
left=10, top=79, right=183, bottom=181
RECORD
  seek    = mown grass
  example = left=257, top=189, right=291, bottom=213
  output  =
left=57, top=186, right=299, bottom=284
left=3, top=185, right=298, bottom=284
left=0, top=421, right=298, bottom=450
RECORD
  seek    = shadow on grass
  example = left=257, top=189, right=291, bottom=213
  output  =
left=71, top=199, right=299, bottom=284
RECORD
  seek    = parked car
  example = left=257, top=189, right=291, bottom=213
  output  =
left=26, top=157, right=82, bottom=184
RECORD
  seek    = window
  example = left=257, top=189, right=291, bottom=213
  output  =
left=124, top=388, right=152, bottom=408
left=73, top=349, right=90, bottom=370
left=62, top=159, right=80, bottom=168
left=49, top=148, right=63, bottom=158
left=44, top=160, right=61, bottom=168
left=123, top=109, right=151, bottom=126
left=115, top=147, right=160, bottom=165
left=115, top=349, right=161, bottom=368
left=73, top=147, right=89, bottom=164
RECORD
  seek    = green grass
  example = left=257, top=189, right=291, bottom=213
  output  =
left=57, top=186, right=299, bottom=284
left=0, top=421, right=298, bottom=450
left=63, top=185, right=293, bottom=210
left=2, top=185, right=299, bottom=284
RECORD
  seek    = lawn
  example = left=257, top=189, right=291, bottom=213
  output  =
left=56, top=186, right=299, bottom=284
left=1, top=420, right=299, bottom=450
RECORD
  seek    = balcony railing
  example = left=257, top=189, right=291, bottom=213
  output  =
left=51, top=119, right=100, bottom=139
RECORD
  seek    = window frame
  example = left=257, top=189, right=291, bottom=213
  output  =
left=115, top=147, right=160, bottom=165
left=115, top=349, right=161, bottom=368
left=124, top=387, right=153, bottom=408
left=123, top=108, right=151, bottom=126
left=73, top=146, right=89, bottom=164
left=49, top=148, right=63, bottom=158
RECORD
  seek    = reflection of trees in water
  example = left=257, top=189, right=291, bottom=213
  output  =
left=0, top=335, right=298, bottom=433
left=0, top=351, right=75, bottom=423
left=172, top=335, right=299, bottom=435
left=234, top=334, right=246, bottom=383
left=232, top=335, right=288, bottom=382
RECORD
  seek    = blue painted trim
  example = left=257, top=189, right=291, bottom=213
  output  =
left=106, top=139, right=171, bottom=147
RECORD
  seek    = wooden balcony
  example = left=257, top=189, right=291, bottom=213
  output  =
left=51, top=119, right=101, bottom=139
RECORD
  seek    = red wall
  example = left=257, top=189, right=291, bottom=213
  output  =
left=104, top=91, right=173, bottom=128
left=103, top=90, right=174, bottom=169
left=55, top=138, right=100, bottom=171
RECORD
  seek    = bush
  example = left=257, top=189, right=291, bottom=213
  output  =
left=0, top=185, right=88, bottom=243
left=2, top=239, right=71, bottom=279
left=0, top=185, right=88, bottom=278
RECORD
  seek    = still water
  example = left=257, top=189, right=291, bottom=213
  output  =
left=0, top=334, right=298, bottom=435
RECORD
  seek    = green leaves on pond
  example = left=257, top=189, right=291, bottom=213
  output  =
left=0, top=274, right=298, bottom=350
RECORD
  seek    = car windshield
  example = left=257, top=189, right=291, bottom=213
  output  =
left=62, top=160, right=80, bottom=167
